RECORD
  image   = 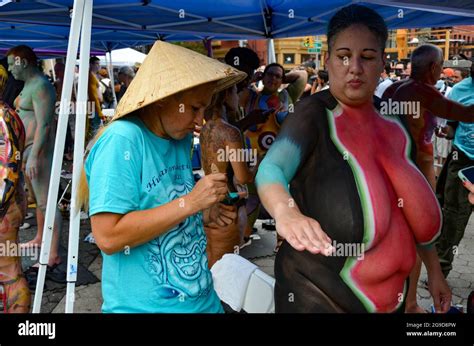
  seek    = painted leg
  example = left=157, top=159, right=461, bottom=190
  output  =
left=22, top=157, right=63, bottom=266
left=2, top=275, right=31, bottom=313
left=19, top=175, right=41, bottom=249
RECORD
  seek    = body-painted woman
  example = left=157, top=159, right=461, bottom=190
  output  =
left=256, top=5, right=451, bottom=313
left=201, top=84, right=255, bottom=267
left=0, top=65, right=30, bottom=312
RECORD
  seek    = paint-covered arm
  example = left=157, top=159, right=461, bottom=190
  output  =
left=256, top=96, right=321, bottom=191
left=88, top=73, right=104, bottom=119
left=256, top=97, right=332, bottom=254
left=226, top=141, right=254, bottom=184
left=402, top=83, right=474, bottom=122
left=285, top=69, right=308, bottom=103
left=425, top=86, right=474, bottom=122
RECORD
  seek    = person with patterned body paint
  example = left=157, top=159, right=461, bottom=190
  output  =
left=386, top=44, right=474, bottom=190
left=383, top=45, right=474, bottom=313
left=0, top=65, right=30, bottom=313
left=243, top=63, right=307, bottom=157
left=6, top=46, right=63, bottom=273
left=256, top=4, right=451, bottom=313
left=200, top=84, right=255, bottom=267
left=78, top=41, right=245, bottom=312
left=242, top=63, right=307, bottom=251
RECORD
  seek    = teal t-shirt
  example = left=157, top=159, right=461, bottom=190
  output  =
left=85, top=116, right=223, bottom=313
left=448, top=77, right=474, bottom=159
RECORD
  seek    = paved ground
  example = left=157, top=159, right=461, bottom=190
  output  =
left=20, top=210, right=474, bottom=313
left=418, top=214, right=474, bottom=312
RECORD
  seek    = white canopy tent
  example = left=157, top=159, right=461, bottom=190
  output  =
left=98, top=47, right=146, bottom=66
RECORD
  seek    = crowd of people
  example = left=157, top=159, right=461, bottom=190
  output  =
left=0, top=3, right=473, bottom=314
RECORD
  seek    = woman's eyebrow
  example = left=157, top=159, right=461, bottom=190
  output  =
left=335, top=48, right=378, bottom=52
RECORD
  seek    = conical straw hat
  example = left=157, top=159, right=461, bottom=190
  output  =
left=114, top=40, right=247, bottom=119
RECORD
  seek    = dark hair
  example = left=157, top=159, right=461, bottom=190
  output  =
left=317, top=70, right=329, bottom=83
left=225, top=47, right=260, bottom=72
left=327, top=4, right=388, bottom=53
left=6, top=45, right=38, bottom=66
left=263, top=63, right=285, bottom=78
left=384, top=63, right=391, bottom=75
left=89, top=56, right=100, bottom=64
left=204, top=89, right=227, bottom=121
left=453, top=67, right=469, bottom=79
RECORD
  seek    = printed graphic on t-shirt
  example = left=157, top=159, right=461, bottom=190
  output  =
left=145, top=168, right=211, bottom=300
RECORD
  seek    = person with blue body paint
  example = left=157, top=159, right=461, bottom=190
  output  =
left=256, top=4, right=451, bottom=313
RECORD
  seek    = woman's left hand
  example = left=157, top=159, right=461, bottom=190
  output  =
left=206, top=203, right=237, bottom=227
left=427, top=270, right=452, bottom=313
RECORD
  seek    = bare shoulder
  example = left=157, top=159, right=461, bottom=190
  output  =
left=383, top=79, right=408, bottom=99
left=222, top=121, right=242, bottom=142
left=203, top=119, right=241, bottom=143
left=32, top=75, right=55, bottom=98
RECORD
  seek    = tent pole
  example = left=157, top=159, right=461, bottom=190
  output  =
left=107, top=50, right=117, bottom=109
left=65, top=0, right=93, bottom=313
left=267, top=38, right=276, bottom=64
left=203, top=38, right=213, bottom=58
left=32, top=0, right=86, bottom=313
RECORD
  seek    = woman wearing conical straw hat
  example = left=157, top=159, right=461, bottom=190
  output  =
left=78, top=41, right=246, bottom=313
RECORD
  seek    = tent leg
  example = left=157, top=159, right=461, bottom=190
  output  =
left=106, top=50, right=118, bottom=109
left=32, top=0, right=86, bottom=313
left=267, top=38, right=276, bottom=64
left=65, top=0, right=93, bottom=314
left=203, top=38, right=213, bottom=58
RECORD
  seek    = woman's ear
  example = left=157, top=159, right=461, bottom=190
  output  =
left=21, top=58, right=29, bottom=68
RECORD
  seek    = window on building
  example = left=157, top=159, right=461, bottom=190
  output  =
left=301, top=54, right=311, bottom=65
left=283, top=54, right=295, bottom=65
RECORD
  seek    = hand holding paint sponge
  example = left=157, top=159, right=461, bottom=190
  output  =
left=210, top=163, right=240, bottom=206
